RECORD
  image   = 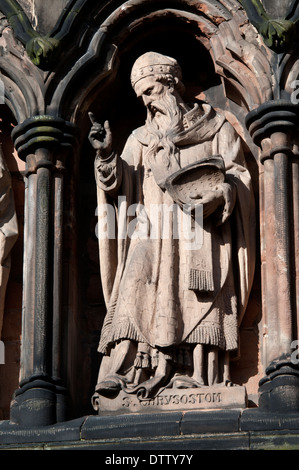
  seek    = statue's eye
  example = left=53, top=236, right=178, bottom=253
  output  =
left=144, top=87, right=154, bottom=96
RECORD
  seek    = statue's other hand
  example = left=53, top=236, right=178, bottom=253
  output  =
left=191, top=189, right=224, bottom=219
left=191, top=183, right=235, bottom=223
left=218, top=182, right=236, bottom=225
left=88, top=113, right=112, bottom=157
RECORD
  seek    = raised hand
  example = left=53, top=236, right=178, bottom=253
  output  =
left=88, top=112, right=112, bottom=158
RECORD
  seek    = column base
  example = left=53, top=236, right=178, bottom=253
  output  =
left=9, top=378, right=69, bottom=426
left=258, top=359, right=299, bottom=412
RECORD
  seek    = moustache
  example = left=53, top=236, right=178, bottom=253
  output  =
left=147, top=100, right=168, bottom=116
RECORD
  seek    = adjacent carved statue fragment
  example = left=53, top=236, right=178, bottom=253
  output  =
left=0, top=148, right=18, bottom=338
left=89, top=52, right=255, bottom=412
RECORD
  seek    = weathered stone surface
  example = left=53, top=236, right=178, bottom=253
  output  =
left=261, top=0, right=294, bottom=18
left=96, top=386, right=247, bottom=414
left=240, top=408, right=299, bottom=431
left=0, top=0, right=297, bottom=428
left=17, top=0, right=68, bottom=34
left=0, top=148, right=18, bottom=337
left=90, top=51, right=255, bottom=410
left=181, top=408, right=242, bottom=434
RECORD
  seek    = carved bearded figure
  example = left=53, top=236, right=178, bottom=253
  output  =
left=89, top=52, right=255, bottom=403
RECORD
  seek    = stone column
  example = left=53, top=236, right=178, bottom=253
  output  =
left=9, top=116, right=78, bottom=426
left=246, top=100, right=299, bottom=412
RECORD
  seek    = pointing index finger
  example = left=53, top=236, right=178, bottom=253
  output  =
left=88, top=112, right=96, bottom=124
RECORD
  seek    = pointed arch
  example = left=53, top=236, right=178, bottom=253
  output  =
left=44, top=0, right=273, bottom=134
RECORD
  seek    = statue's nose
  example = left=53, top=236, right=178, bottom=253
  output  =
left=142, top=95, right=151, bottom=106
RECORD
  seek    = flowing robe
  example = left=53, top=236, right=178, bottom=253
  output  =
left=95, top=104, right=255, bottom=362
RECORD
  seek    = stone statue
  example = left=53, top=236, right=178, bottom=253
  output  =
left=0, top=147, right=18, bottom=338
left=89, top=52, right=255, bottom=409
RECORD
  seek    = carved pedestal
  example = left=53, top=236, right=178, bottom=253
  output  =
left=9, top=116, right=77, bottom=426
left=94, top=386, right=247, bottom=415
left=246, top=100, right=299, bottom=412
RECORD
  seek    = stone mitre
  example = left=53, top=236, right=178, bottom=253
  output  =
left=130, top=51, right=183, bottom=88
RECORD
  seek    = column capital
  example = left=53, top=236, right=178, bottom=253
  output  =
left=11, top=115, right=79, bottom=172
left=246, top=100, right=299, bottom=163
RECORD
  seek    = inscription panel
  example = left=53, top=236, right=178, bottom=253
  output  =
left=98, top=386, right=247, bottom=414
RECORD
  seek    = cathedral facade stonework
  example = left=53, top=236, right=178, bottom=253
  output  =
left=0, top=0, right=298, bottom=450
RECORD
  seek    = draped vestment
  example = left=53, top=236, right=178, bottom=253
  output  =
left=95, top=104, right=255, bottom=360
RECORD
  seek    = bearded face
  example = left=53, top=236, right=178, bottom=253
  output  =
left=146, top=88, right=183, bottom=133
left=135, top=76, right=183, bottom=131
left=134, top=75, right=184, bottom=169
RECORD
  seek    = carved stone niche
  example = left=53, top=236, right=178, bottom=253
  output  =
left=83, top=14, right=257, bottom=416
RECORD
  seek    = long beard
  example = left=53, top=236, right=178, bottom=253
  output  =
left=145, top=90, right=184, bottom=170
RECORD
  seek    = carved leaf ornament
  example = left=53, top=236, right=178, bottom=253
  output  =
left=239, top=0, right=299, bottom=51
